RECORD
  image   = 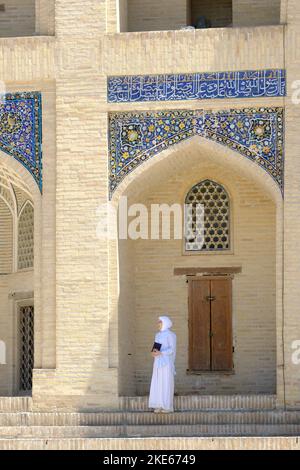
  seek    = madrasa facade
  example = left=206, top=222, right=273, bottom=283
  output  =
left=0, top=0, right=300, bottom=449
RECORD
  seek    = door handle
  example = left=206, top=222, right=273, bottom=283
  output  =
left=206, top=296, right=216, bottom=301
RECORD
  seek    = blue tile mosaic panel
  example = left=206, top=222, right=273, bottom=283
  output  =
left=108, top=70, right=286, bottom=103
left=109, top=108, right=284, bottom=197
left=0, top=92, right=42, bottom=191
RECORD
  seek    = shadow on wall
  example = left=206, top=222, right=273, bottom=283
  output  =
left=0, top=341, right=5, bottom=364
left=0, top=0, right=55, bottom=37
left=121, top=0, right=281, bottom=33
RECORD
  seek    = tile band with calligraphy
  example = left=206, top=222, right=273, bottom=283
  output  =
left=108, top=70, right=286, bottom=103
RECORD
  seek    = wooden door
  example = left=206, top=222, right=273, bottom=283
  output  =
left=211, top=278, right=232, bottom=371
left=188, top=279, right=211, bottom=371
left=188, top=277, right=233, bottom=371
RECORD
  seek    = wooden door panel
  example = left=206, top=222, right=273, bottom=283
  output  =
left=188, top=279, right=211, bottom=371
left=211, top=279, right=233, bottom=371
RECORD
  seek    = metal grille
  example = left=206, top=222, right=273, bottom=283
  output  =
left=19, top=306, right=34, bottom=392
left=18, top=202, right=34, bottom=270
left=185, top=179, right=230, bottom=252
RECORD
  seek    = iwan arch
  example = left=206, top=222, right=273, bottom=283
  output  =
left=111, top=133, right=283, bottom=397
left=1, top=0, right=300, bottom=427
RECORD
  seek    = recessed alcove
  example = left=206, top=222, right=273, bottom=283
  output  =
left=0, top=0, right=55, bottom=37
left=117, top=0, right=281, bottom=33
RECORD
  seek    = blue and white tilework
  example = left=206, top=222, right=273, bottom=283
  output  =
left=109, top=108, right=284, bottom=197
left=0, top=92, right=42, bottom=191
left=108, top=70, right=286, bottom=103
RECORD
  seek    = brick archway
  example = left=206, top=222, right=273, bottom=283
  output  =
left=109, top=136, right=284, bottom=398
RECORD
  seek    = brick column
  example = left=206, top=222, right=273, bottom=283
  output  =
left=35, top=0, right=55, bottom=35
left=34, top=0, right=118, bottom=411
left=283, top=0, right=300, bottom=408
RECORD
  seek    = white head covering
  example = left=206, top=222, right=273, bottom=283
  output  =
left=159, top=316, right=173, bottom=332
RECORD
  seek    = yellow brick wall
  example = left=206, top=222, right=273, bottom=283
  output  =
left=103, top=26, right=283, bottom=75
left=118, top=0, right=128, bottom=32
left=40, top=8, right=285, bottom=409
left=35, top=0, right=55, bottom=36
left=232, top=0, right=281, bottom=27
left=117, top=142, right=277, bottom=395
left=4, top=0, right=300, bottom=411
left=0, top=0, right=35, bottom=37
left=127, top=0, right=189, bottom=32
left=281, top=0, right=300, bottom=409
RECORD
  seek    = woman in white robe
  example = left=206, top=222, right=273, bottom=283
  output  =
left=148, top=316, right=177, bottom=413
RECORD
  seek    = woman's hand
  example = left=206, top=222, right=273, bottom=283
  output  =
left=151, top=350, right=161, bottom=358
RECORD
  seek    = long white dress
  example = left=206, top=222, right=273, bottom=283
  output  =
left=148, top=328, right=177, bottom=411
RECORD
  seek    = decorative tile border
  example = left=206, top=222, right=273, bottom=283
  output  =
left=0, top=92, right=42, bottom=192
left=108, top=70, right=286, bottom=103
left=109, top=107, right=284, bottom=197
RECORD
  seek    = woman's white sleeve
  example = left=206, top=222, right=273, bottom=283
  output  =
left=161, top=334, right=176, bottom=356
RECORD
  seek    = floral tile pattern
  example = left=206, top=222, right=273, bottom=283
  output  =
left=108, top=70, right=286, bottom=103
left=0, top=92, right=42, bottom=191
left=109, top=108, right=284, bottom=197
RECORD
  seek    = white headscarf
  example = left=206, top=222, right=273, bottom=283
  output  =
left=159, top=316, right=173, bottom=332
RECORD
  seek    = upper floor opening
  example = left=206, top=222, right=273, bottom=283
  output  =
left=0, top=0, right=55, bottom=38
left=118, top=0, right=282, bottom=33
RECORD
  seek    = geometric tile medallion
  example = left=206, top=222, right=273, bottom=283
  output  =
left=109, top=108, right=284, bottom=197
left=108, top=69, right=286, bottom=103
left=0, top=92, right=42, bottom=192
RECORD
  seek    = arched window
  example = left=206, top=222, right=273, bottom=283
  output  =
left=185, top=180, right=230, bottom=252
left=18, top=201, right=34, bottom=270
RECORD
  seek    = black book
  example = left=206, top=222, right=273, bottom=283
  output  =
left=151, top=342, right=162, bottom=352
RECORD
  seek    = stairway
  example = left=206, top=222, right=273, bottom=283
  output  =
left=0, top=395, right=300, bottom=450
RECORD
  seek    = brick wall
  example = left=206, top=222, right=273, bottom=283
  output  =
left=232, top=0, right=281, bottom=27
left=0, top=0, right=35, bottom=37
left=118, top=142, right=277, bottom=395
left=127, top=0, right=189, bottom=32
left=3, top=0, right=300, bottom=411
left=35, top=0, right=55, bottom=35
left=282, top=0, right=300, bottom=409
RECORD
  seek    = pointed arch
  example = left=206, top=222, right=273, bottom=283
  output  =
left=111, top=135, right=283, bottom=210
left=109, top=107, right=284, bottom=198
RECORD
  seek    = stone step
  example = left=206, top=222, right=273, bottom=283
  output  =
left=126, top=424, right=300, bottom=438
left=120, top=395, right=277, bottom=411
left=0, top=410, right=300, bottom=426
left=1, top=436, right=300, bottom=451
left=1, top=423, right=300, bottom=439
left=0, top=395, right=276, bottom=413
left=0, top=397, right=32, bottom=413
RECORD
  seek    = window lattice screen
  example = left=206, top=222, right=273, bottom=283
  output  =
left=18, top=202, right=34, bottom=270
left=185, top=180, right=230, bottom=252
left=19, top=305, right=34, bottom=392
